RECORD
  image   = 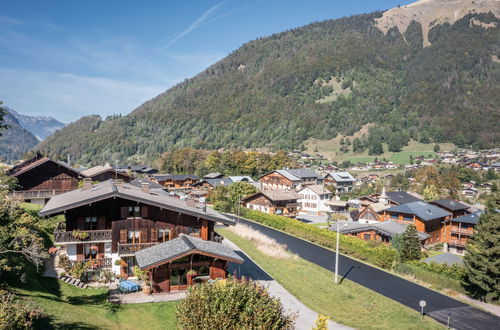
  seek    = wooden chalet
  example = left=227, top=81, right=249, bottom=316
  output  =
left=80, top=166, right=132, bottom=182
left=191, top=178, right=233, bottom=191
left=39, top=179, right=241, bottom=291
left=323, top=171, right=356, bottom=194
left=442, top=212, right=481, bottom=254
left=357, top=203, right=390, bottom=224
left=338, top=220, right=430, bottom=245
left=242, top=191, right=300, bottom=216
left=381, top=201, right=451, bottom=244
left=8, top=154, right=82, bottom=205
left=152, top=174, right=199, bottom=190
left=260, top=168, right=322, bottom=191
left=430, top=199, right=469, bottom=218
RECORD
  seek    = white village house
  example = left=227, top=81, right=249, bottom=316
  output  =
left=297, top=184, right=332, bottom=214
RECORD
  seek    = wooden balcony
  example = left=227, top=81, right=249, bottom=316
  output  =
left=54, top=225, right=112, bottom=244
left=118, top=242, right=157, bottom=256
left=450, top=227, right=474, bottom=236
left=448, top=239, right=467, bottom=247
left=9, top=189, right=74, bottom=199
left=71, top=258, right=112, bottom=270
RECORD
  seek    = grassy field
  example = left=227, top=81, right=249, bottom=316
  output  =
left=11, top=274, right=178, bottom=329
left=218, top=228, right=443, bottom=330
left=305, top=138, right=455, bottom=165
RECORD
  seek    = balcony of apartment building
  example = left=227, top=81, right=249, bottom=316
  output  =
left=449, top=226, right=474, bottom=236
left=54, top=222, right=112, bottom=244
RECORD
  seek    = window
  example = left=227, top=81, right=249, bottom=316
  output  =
left=158, top=228, right=170, bottom=242
left=84, top=217, right=98, bottom=230
left=128, top=206, right=141, bottom=218
left=363, top=234, right=371, bottom=240
left=84, top=243, right=98, bottom=259
left=127, top=230, right=140, bottom=244
left=188, top=226, right=200, bottom=236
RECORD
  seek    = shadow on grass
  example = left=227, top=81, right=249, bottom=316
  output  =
left=33, top=315, right=95, bottom=330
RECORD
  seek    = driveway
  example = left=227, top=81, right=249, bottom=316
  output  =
left=222, top=238, right=350, bottom=330
left=226, top=215, right=500, bottom=330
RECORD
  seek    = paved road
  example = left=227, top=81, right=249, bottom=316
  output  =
left=222, top=237, right=350, bottom=330
left=226, top=215, right=500, bottom=330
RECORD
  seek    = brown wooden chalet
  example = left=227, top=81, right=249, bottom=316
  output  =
left=80, top=166, right=132, bottom=182
left=430, top=199, right=469, bottom=218
left=152, top=174, right=199, bottom=190
left=442, top=212, right=481, bottom=254
left=242, top=191, right=300, bottom=216
left=8, top=154, right=83, bottom=205
left=39, top=179, right=241, bottom=291
left=259, top=168, right=322, bottom=191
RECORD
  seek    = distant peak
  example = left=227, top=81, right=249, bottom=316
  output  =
left=375, top=0, right=500, bottom=46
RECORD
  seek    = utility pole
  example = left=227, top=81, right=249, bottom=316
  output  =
left=335, top=220, right=340, bottom=284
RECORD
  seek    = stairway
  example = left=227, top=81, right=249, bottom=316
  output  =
left=58, top=274, right=89, bottom=289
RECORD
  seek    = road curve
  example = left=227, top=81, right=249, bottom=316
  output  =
left=226, top=215, right=500, bottom=330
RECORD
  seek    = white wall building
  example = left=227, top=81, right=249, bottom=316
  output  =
left=297, top=184, right=332, bottom=214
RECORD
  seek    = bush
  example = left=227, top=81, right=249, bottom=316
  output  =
left=57, top=254, right=72, bottom=273
left=212, top=201, right=233, bottom=213
left=239, top=209, right=397, bottom=269
left=176, top=277, right=295, bottom=330
left=393, top=262, right=465, bottom=293
left=0, top=290, right=42, bottom=329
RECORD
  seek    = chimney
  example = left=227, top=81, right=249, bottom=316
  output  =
left=141, top=182, right=150, bottom=194
left=82, top=178, right=92, bottom=191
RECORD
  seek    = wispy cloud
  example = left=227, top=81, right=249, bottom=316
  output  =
left=164, top=2, right=224, bottom=49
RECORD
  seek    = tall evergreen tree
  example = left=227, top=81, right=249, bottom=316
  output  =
left=462, top=194, right=500, bottom=301
left=399, top=225, right=421, bottom=262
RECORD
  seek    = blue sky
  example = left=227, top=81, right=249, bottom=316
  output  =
left=0, top=0, right=413, bottom=123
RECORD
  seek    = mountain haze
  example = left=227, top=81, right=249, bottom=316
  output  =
left=0, top=110, right=39, bottom=162
left=37, top=0, right=500, bottom=165
left=10, top=109, right=66, bottom=141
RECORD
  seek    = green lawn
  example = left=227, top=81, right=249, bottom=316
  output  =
left=218, top=228, right=444, bottom=330
left=12, top=274, right=177, bottom=329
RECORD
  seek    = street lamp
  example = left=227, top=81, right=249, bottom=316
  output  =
left=335, top=221, right=348, bottom=284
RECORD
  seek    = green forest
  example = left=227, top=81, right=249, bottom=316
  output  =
left=37, top=11, right=500, bottom=165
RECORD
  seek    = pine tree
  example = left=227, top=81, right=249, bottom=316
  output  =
left=399, top=225, right=421, bottom=262
left=462, top=194, right=500, bottom=301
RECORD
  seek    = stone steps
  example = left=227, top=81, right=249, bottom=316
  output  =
left=58, top=275, right=88, bottom=289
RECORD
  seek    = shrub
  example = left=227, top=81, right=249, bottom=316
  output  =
left=57, top=254, right=72, bottom=272
left=69, top=261, right=87, bottom=280
left=99, top=270, right=115, bottom=283
left=0, top=290, right=42, bottom=329
left=239, top=209, right=397, bottom=269
left=176, top=277, right=295, bottom=330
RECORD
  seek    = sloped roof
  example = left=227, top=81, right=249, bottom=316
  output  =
left=284, top=168, right=322, bottom=179
left=193, top=178, right=233, bottom=188
left=39, top=180, right=234, bottom=225
left=9, top=156, right=81, bottom=178
left=135, top=235, right=243, bottom=269
left=338, top=220, right=430, bottom=241
left=243, top=190, right=299, bottom=203
left=385, top=201, right=451, bottom=221
left=153, top=174, right=198, bottom=181
left=203, top=172, right=224, bottom=179
left=386, top=191, right=423, bottom=205
left=80, top=165, right=130, bottom=178
left=452, top=212, right=481, bottom=224
left=129, top=178, right=165, bottom=190
left=431, top=199, right=469, bottom=211
left=228, top=176, right=254, bottom=183
left=328, top=171, right=356, bottom=182
left=364, top=202, right=390, bottom=213
left=299, top=184, right=330, bottom=195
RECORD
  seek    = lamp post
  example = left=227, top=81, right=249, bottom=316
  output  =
left=335, top=220, right=347, bottom=284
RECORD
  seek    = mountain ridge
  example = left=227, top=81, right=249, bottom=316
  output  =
left=10, top=109, right=66, bottom=141
left=0, top=110, right=39, bottom=162
left=36, top=1, right=500, bottom=165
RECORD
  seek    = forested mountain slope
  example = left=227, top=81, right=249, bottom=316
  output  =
left=37, top=2, right=500, bottom=165
left=0, top=111, right=39, bottom=162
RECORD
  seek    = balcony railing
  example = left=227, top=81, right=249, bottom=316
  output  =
left=54, top=228, right=112, bottom=244
left=448, top=239, right=467, bottom=247
left=71, top=258, right=112, bottom=270
left=9, top=189, right=74, bottom=199
left=118, top=242, right=157, bottom=255
left=450, top=227, right=474, bottom=236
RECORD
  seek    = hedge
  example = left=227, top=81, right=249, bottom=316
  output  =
left=394, top=262, right=465, bottom=293
left=238, top=209, right=397, bottom=269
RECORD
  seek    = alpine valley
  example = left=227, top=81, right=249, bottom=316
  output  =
left=35, top=0, right=499, bottom=165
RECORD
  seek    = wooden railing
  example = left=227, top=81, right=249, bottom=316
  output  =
left=118, top=242, right=157, bottom=255
left=448, top=239, right=467, bottom=247
left=71, top=258, right=112, bottom=270
left=54, top=228, right=112, bottom=243
left=9, top=189, right=74, bottom=199
left=450, top=227, right=474, bottom=236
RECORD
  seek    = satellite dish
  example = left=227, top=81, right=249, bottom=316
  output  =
left=419, top=300, right=427, bottom=308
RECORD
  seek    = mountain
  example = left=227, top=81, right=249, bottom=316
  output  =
left=37, top=0, right=500, bottom=165
left=10, top=109, right=66, bottom=141
left=0, top=110, right=39, bottom=162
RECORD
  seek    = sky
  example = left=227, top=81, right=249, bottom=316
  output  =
left=0, top=0, right=414, bottom=123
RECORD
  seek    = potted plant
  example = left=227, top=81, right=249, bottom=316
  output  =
left=72, top=230, right=89, bottom=241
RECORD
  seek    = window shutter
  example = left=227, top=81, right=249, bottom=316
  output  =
left=98, top=216, right=106, bottom=230
left=120, top=258, right=128, bottom=279
left=151, top=228, right=158, bottom=242
left=77, top=217, right=84, bottom=229
left=76, top=244, right=84, bottom=260
left=140, top=229, right=147, bottom=243
left=97, top=243, right=105, bottom=258
left=141, top=206, right=148, bottom=218
left=120, top=207, right=128, bottom=219
left=120, top=229, right=127, bottom=244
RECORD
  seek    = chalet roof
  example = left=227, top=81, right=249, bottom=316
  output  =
left=39, top=180, right=234, bottom=225
left=386, top=191, right=423, bottom=205
left=363, top=202, right=390, bottom=213
left=338, top=220, right=430, bottom=241
left=284, top=168, right=322, bottom=179
left=80, top=166, right=130, bottom=178
left=298, top=184, right=330, bottom=195
left=451, top=212, right=481, bottom=224
left=430, top=199, right=469, bottom=212
left=203, top=172, right=224, bottom=179
left=228, top=176, right=254, bottom=183
left=135, top=235, right=243, bottom=269
left=129, top=178, right=165, bottom=190
left=153, top=174, right=198, bottom=181
left=8, top=156, right=82, bottom=178
left=385, top=201, right=451, bottom=221
left=243, top=190, right=299, bottom=203
left=192, top=178, right=233, bottom=188
left=327, top=171, right=356, bottom=183
left=325, top=199, right=348, bottom=207
left=114, top=165, right=157, bottom=174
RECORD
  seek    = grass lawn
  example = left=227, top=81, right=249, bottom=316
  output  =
left=218, top=228, right=444, bottom=330
left=11, top=274, right=177, bottom=329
